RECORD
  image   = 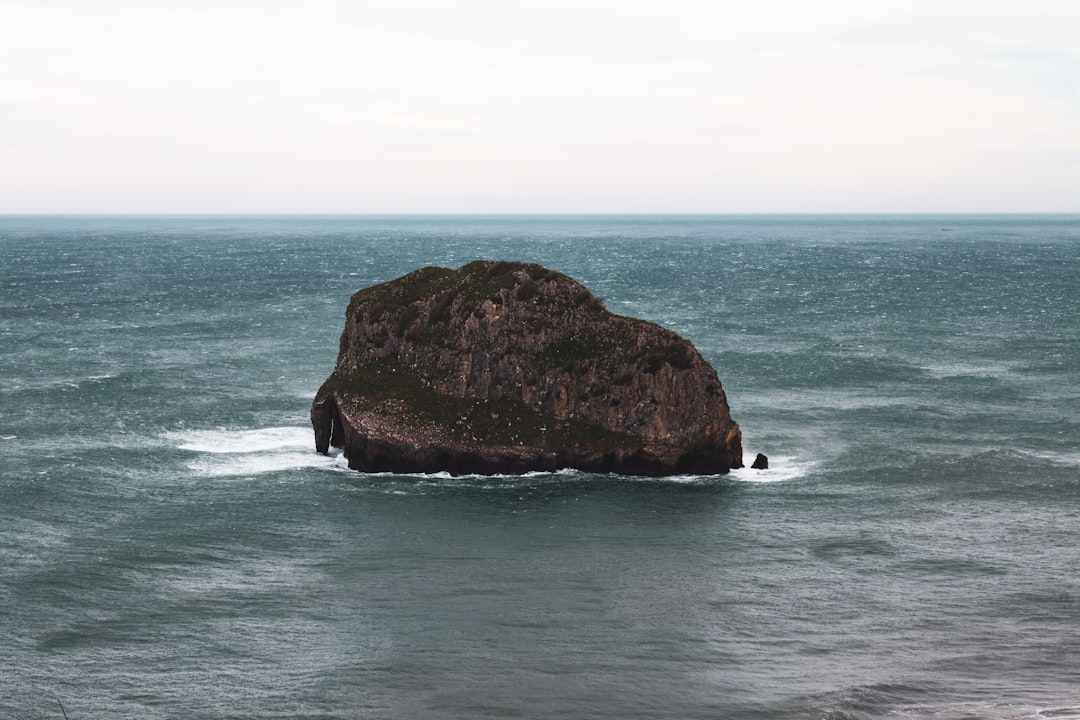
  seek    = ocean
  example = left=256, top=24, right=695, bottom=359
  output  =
left=1, top=214, right=1078, bottom=719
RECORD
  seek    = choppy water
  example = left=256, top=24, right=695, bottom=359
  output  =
left=2, top=215, right=1079, bottom=719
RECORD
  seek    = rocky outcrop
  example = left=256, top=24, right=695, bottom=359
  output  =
left=312, top=261, right=742, bottom=476
left=751, top=453, right=769, bottom=470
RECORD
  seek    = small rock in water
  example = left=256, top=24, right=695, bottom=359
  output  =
left=751, top=453, right=769, bottom=470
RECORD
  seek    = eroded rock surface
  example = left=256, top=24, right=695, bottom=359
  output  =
left=312, top=261, right=742, bottom=476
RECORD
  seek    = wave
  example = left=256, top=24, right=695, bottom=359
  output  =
left=165, top=427, right=815, bottom=484
left=1038, top=708, right=1080, bottom=719
left=949, top=447, right=1080, bottom=471
left=1014, top=449, right=1080, bottom=467
left=729, top=454, right=816, bottom=483
left=351, top=460, right=814, bottom=486
left=844, top=701, right=1080, bottom=720
left=185, top=451, right=347, bottom=478
left=2, top=372, right=124, bottom=394
left=919, top=360, right=1024, bottom=380
left=811, top=680, right=1080, bottom=720
left=165, top=425, right=346, bottom=477
left=167, top=426, right=312, bottom=454
left=808, top=675, right=1080, bottom=720
left=358, top=467, right=584, bottom=481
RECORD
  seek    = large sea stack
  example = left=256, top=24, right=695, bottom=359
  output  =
left=312, top=261, right=743, bottom=476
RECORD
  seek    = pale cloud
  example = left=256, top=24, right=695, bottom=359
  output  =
left=1, top=0, right=1077, bottom=212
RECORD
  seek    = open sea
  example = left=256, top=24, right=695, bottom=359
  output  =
left=2, top=214, right=1079, bottom=720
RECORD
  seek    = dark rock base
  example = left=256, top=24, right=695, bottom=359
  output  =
left=313, top=394, right=742, bottom=477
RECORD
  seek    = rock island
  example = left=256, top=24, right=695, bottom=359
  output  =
left=312, top=261, right=743, bottom=476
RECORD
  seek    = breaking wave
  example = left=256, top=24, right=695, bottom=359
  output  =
left=165, top=426, right=345, bottom=477
left=729, top=454, right=816, bottom=483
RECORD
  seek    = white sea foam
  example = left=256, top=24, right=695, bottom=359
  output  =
left=158, top=555, right=329, bottom=598
left=359, top=467, right=581, bottom=482
left=729, top=455, right=815, bottom=483
left=742, top=387, right=905, bottom=412
left=903, top=701, right=1080, bottom=720
left=166, top=426, right=345, bottom=477
left=654, top=473, right=724, bottom=484
left=616, top=457, right=814, bottom=485
left=168, top=426, right=312, bottom=454
left=167, top=426, right=818, bottom=483
left=1015, top=449, right=1080, bottom=467
left=186, top=450, right=345, bottom=477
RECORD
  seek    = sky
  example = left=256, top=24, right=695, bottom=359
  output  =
left=2, top=0, right=1078, bottom=214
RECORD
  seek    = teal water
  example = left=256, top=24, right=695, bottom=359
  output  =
left=2, top=215, right=1079, bottom=719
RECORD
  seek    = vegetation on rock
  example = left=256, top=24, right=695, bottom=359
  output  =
left=312, top=261, right=742, bottom=475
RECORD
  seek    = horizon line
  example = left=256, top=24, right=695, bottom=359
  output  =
left=3, top=211, right=1078, bottom=218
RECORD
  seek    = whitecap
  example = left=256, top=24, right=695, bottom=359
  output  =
left=1014, top=448, right=1080, bottom=467
left=899, top=701, right=1080, bottom=720
left=187, top=450, right=345, bottom=477
left=1037, top=707, right=1080, bottom=720
left=729, top=455, right=815, bottom=483
left=356, top=467, right=582, bottom=482
left=166, top=426, right=312, bottom=454
left=648, top=474, right=720, bottom=484
left=165, top=425, right=347, bottom=477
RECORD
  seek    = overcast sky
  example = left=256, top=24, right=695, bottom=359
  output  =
left=2, top=0, right=1078, bottom=213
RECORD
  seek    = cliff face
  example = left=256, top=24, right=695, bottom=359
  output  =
left=312, top=261, right=742, bottom=476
